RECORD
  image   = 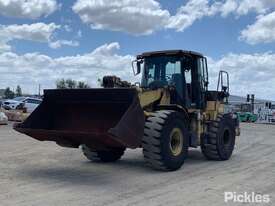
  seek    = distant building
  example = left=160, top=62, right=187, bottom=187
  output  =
left=228, top=95, right=275, bottom=123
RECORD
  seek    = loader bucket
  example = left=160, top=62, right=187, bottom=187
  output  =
left=14, top=88, right=145, bottom=149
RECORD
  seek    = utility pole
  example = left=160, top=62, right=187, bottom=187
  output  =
left=247, top=94, right=250, bottom=102
left=38, top=84, right=41, bottom=97
left=246, top=94, right=255, bottom=113
left=251, top=94, right=255, bottom=113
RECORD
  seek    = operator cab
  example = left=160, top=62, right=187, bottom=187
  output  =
left=133, top=50, right=209, bottom=109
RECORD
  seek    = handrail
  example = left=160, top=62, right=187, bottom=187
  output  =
left=215, top=70, right=230, bottom=110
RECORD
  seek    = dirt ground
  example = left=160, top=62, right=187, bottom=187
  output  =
left=0, top=123, right=274, bottom=206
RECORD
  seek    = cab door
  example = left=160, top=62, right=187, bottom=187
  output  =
left=192, top=57, right=208, bottom=109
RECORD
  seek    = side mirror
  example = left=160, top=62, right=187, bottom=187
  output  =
left=132, top=59, right=143, bottom=76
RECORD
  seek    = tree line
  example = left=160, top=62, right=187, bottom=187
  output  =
left=2, top=79, right=90, bottom=99
left=3, top=86, right=22, bottom=99
left=56, top=79, right=90, bottom=89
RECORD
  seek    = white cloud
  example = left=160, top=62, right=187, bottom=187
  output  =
left=49, top=40, right=79, bottom=49
left=236, top=0, right=275, bottom=15
left=219, top=0, right=238, bottom=17
left=208, top=52, right=275, bottom=100
left=72, top=0, right=275, bottom=35
left=0, top=42, right=136, bottom=94
left=215, top=0, right=275, bottom=17
left=240, top=11, right=275, bottom=44
left=0, top=42, right=274, bottom=100
left=0, top=42, right=11, bottom=53
left=0, top=23, right=79, bottom=50
left=0, top=0, right=58, bottom=19
left=77, top=30, right=82, bottom=38
left=167, top=0, right=222, bottom=31
left=168, top=0, right=275, bottom=32
left=64, top=25, right=72, bottom=32
left=71, top=0, right=275, bottom=35
left=0, top=23, right=60, bottom=43
left=72, top=0, right=170, bottom=35
left=220, top=0, right=269, bottom=17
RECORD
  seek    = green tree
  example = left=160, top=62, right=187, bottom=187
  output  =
left=4, top=87, right=15, bottom=99
left=56, top=79, right=67, bottom=89
left=65, top=79, right=77, bottom=89
left=77, top=81, right=90, bottom=89
left=56, top=79, right=90, bottom=89
left=15, top=85, right=22, bottom=97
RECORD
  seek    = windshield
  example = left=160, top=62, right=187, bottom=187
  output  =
left=13, top=97, right=26, bottom=101
left=141, top=55, right=192, bottom=88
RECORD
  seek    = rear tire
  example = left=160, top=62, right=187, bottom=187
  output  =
left=81, top=145, right=125, bottom=162
left=142, top=110, right=189, bottom=171
left=201, top=114, right=236, bottom=160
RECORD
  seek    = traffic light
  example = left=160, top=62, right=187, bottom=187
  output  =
left=251, top=94, right=255, bottom=102
left=247, top=94, right=250, bottom=102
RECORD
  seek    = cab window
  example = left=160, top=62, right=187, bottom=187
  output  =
left=197, top=58, right=208, bottom=91
left=143, top=56, right=182, bottom=87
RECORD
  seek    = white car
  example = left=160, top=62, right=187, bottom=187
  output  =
left=3, top=97, right=42, bottom=113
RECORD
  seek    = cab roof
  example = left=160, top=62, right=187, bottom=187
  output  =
left=137, top=50, right=204, bottom=59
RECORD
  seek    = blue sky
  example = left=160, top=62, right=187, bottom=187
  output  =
left=0, top=0, right=275, bottom=100
left=2, top=0, right=274, bottom=58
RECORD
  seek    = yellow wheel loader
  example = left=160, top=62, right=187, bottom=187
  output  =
left=14, top=50, right=240, bottom=171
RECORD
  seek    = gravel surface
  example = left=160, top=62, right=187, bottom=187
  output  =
left=0, top=123, right=274, bottom=206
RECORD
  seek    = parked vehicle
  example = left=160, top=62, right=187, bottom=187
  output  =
left=3, top=97, right=25, bottom=110
left=237, top=112, right=257, bottom=123
left=3, top=97, right=42, bottom=113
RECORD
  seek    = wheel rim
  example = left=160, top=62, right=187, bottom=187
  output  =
left=169, top=128, right=184, bottom=156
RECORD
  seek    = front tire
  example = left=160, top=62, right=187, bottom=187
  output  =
left=142, top=110, right=189, bottom=171
left=81, top=145, right=125, bottom=162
